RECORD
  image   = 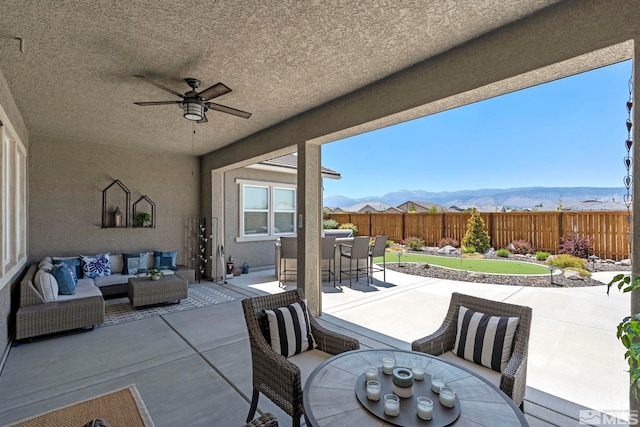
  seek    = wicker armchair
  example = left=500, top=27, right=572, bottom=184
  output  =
left=411, top=292, right=532, bottom=409
left=242, top=412, right=278, bottom=427
left=242, top=289, right=359, bottom=427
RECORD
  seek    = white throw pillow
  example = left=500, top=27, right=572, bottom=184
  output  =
left=264, top=299, right=316, bottom=358
left=453, top=305, right=519, bottom=372
left=37, top=260, right=53, bottom=271
left=34, top=269, right=59, bottom=302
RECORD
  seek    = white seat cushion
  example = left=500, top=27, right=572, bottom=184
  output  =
left=288, top=349, right=332, bottom=386
left=439, top=351, right=501, bottom=388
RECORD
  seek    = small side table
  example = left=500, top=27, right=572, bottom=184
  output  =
left=128, top=275, right=188, bottom=308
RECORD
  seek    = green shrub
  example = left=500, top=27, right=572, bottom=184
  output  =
left=338, top=222, right=358, bottom=236
left=496, top=248, right=510, bottom=257
left=546, top=254, right=586, bottom=270
left=536, top=251, right=550, bottom=261
left=323, top=219, right=339, bottom=229
left=510, top=239, right=535, bottom=255
left=406, top=236, right=425, bottom=251
left=461, top=208, right=490, bottom=253
left=437, top=237, right=459, bottom=248
left=564, top=267, right=592, bottom=277
left=461, top=245, right=476, bottom=254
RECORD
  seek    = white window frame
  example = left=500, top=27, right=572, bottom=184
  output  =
left=0, top=111, right=28, bottom=291
left=236, top=179, right=296, bottom=242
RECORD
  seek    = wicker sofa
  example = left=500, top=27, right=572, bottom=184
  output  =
left=16, top=262, right=105, bottom=341
left=16, top=253, right=195, bottom=341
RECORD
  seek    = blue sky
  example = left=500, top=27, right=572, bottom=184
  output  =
left=322, top=60, right=632, bottom=199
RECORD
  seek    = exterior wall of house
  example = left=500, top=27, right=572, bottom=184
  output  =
left=28, top=135, right=200, bottom=264
left=222, top=167, right=296, bottom=270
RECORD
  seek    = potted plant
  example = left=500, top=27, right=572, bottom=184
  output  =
left=148, top=268, right=164, bottom=281
left=136, top=212, right=151, bottom=227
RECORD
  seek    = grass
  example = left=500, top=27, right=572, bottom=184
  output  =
left=375, top=253, right=550, bottom=275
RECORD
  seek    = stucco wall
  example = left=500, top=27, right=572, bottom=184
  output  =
left=28, top=135, right=200, bottom=264
left=223, top=167, right=296, bottom=269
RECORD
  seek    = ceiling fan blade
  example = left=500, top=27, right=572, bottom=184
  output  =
left=197, top=83, right=231, bottom=101
left=134, top=101, right=181, bottom=106
left=197, top=113, right=208, bottom=124
left=207, top=102, right=252, bottom=119
left=134, top=75, right=184, bottom=98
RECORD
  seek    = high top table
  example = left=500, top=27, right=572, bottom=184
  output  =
left=303, top=348, right=528, bottom=427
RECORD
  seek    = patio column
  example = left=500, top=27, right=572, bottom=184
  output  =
left=297, top=141, right=322, bottom=316
left=632, top=40, right=640, bottom=412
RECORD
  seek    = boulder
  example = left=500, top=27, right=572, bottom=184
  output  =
left=437, top=245, right=458, bottom=255
left=564, top=270, right=583, bottom=280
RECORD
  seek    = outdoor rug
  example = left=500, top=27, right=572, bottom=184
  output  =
left=6, top=384, right=154, bottom=427
left=101, top=283, right=236, bottom=327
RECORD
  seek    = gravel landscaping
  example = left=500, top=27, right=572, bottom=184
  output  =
left=384, top=247, right=631, bottom=288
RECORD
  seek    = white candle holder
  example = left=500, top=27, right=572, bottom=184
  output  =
left=439, top=385, right=456, bottom=408
left=431, top=375, right=445, bottom=393
left=366, top=380, right=381, bottom=401
left=382, top=358, right=395, bottom=375
left=365, top=367, right=378, bottom=382
left=411, top=363, right=425, bottom=381
left=416, top=396, right=434, bottom=420
left=383, top=394, right=400, bottom=417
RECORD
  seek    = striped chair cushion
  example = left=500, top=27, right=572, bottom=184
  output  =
left=265, top=299, right=316, bottom=357
left=453, top=305, right=519, bottom=372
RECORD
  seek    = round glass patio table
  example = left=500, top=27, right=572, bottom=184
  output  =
left=303, top=348, right=528, bottom=426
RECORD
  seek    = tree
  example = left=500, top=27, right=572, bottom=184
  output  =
left=428, top=206, right=438, bottom=214
left=408, top=202, right=416, bottom=213
left=461, top=208, right=491, bottom=252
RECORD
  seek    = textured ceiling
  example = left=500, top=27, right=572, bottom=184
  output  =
left=0, top=0, right=561, bottom=155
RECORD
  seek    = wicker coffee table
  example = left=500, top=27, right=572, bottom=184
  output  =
left=128, top=275, right=188, bottom=308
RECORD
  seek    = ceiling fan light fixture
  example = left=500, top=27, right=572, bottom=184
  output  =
left=183, top=102, right=203, bottom=121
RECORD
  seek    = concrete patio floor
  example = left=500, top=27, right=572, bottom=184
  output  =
left=0, top=266, right=631, bottom=426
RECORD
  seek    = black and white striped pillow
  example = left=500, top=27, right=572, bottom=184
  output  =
left=265, top=299, right=316, bottom=357
left=453, top=305, right=519, bottom=372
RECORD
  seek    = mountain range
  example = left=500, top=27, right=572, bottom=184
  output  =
left=323, top=187, right=628, bottom=210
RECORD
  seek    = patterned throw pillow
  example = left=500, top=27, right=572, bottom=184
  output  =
left=453, top=305, right=519, bottom=372
left=122, top=252, right=149, bottom=275
left=153, top=251, right=177, bottom=270
left=51, top=263, right=77, bottom=295
left=80, top=253, right=112, bottom=278
left=264, top=299, right=316, bottom=357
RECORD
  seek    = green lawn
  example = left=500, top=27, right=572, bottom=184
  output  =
left=374, top=253, right=549, bottom=275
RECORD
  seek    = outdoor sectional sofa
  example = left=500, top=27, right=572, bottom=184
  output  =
left=16, top=252, right=194, bottom=341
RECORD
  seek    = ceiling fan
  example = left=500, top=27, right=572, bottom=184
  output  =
left=133, top=75, right=252, bottom=123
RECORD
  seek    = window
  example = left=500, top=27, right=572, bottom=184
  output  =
left=238, top=180, right=296, bottom=240
left=2, top=137, right=10, bottom=265
left=0, top=116, right=27, bottom=288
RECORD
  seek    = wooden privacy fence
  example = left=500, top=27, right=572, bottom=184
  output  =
left=327, top=211, right=632, bottom=260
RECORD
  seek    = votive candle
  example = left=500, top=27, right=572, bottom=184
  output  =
left=411, top=363, right=425, bottom=381
left=431, top=375, right=445, bottom=393
left=439, top=386, right=456, bottom=408
left=365, top=367, right=378, bottom=382
left=383, top=394, right=400, bottom=417
left=382, top=358, right=395, bottom=375
left=366, top=380, right=381, bottom=401
left=416, top=396, right=433, bottom=420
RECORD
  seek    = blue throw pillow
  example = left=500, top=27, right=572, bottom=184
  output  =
left=154, top=251, right=177, bottom=270
left=52, top=257, right=82, bottom=280
left=52, top=264, right=77, bottom=295
left=122, top=252, right=149, bottom=275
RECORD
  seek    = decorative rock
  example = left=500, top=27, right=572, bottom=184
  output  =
left=470, top=272, right=485, bottom=280
left=564, top=270, right=583, bottom=280
left=621, top=259, right=632, bottom=266
left=437, top=245, right=458, bottom=255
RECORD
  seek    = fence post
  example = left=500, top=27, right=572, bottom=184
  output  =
left=369, top=212, right=372, bottom=237
left=488, top=213, right=494, bottom=248
left=558, top=212, right=563, bottom=251
left=402, top=213, right=406, bottom=241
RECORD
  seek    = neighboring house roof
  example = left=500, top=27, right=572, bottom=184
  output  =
left=562, top=199, right=629, bottom=211
left=397, top=200, right=450, bottom=212
left=385, top=207, right=404, bottom=213
left=248, top=153, right=341, bottom=180
left=344, top=202, right=393, bottom=213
